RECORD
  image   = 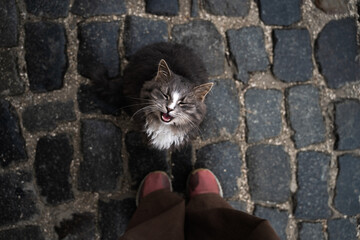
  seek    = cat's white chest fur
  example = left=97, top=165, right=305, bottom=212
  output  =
left=145, top=122, right=185, bottom=150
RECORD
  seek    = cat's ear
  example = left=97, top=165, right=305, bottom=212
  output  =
left=156, top=59, right=172, bottom=81
left=193, top=82, right=214, bottom=102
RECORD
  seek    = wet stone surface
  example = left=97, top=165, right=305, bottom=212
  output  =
left=286, top=85, right=326, bottom=148
left=25, top=22, right=67, bottom=92
left=0, top=0, right=18, bottom=47
left=22, top=101, right=76, bottom=133
left=254, top=206, right=288, bottom=240
left=0, top=99, right=27, bottom=167
left=298, top=222, right=324, bottom=240
left=78, top=119, right=122, bottom=192
left=273, top=29, right=313, bottom=83
left=247, top=144, right=291, bottom=203
left=0, top=50, right=24, bottom=96
left=145, top=0, right=179, bottom=16
left=245, top=88, right=282, bottom=143
left=203, top=0, right=250, bottom=17
left=294, top=151, right=331, bottom=219
left=24, top=0, right=70, bottom=18
left=200, top=79, right=240, bottom=139
left=196, top=141, right=242, bottom=198
left=257, top=0, right=301, bottom=26
left=334, top=100, right=360, bottom=150
left=98, top=198, right=136, bottom=239
left=327, top=218, right=358, bottom=240
left=0, top=171, right=38, bottom=226
left=78, top=21, right=121, bottom=79
left=34, top=134, right=74, bottom=205
left=315, top=18, right=359, bottom=89
left=0, top=226, right=44, bottom=240
left=227, top=27, right=269, bottom=83
left=71, top=0, right=126, bottom=17
left=172, top=20, right=224, bottom=76
left=334, top=154, right=360, bottom=216
left=126, top=131, right=169, bottom=188
left=124, top=16, right=168, bottom=58
left=55, top=213, right=96, bottom=240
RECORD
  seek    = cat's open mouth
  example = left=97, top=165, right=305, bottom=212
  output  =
left=161, top=112, right=174, bottom=123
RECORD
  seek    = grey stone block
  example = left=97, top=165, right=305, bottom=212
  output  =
left=200, top=79, right=240, bottom=139
left=315, top=18, right=359, bottom=89
left=245, top=88, right=282, bottom=143
left=55, top=213, right=96, bottom=240
left=22, top=101, right=76, bottom=133
left=35, top=134, right=74, bottom=205
left=294, top=151, right=331, bottom=219
left=196, top=141, right=242, bottom=198
left=145, top=0, right=179, bottom=16
left=0, top=0, right=18, bottom=47
left=78, top=119, right=122, bottom=192
left=328, top=218, right=358, bottom=240
left=286, top=85, right=326, bottom=148
left=254, top=206, right=288, bottom=240
left=124, top=16, right=168, bottom=58
left=25, top=0, right=70, bottom=18
left=227, top=27, right=269, bottom=83
left=203, top=0, right=250, bottom=17
left=0, top=50, right=24, bottom=96
left=334, top=100, right=360, bottom=150
left=78, top=21, right=120, bottom=78
left=334, top=154, right=360, bottom=216
left=257, top=0, right=301, bottom=26
left=0, top=226, right=44, bottom=240
left=273, top=29, right=313, bottom=83
left=25, top=22, right=67, bottom=92
left=0, top=99, right=27, bottom=167
left=247, top=144, right=291, bottom=203
left=172, top=20, right=224, bottom=76
left=298, top=222, right=325, bottom=240
left=71, top=0, right=126, bottom=17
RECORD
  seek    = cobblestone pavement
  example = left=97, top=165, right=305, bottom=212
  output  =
left=1, top=0, right=360, bottom=239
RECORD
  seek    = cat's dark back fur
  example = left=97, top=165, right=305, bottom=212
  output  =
left=123, top=42, right=208, bottom=115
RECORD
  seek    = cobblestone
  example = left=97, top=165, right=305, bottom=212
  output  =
left=254, top=206, right=288, bottom=240
left=200, top=79, right=240, bottom=139
left=0, top=100, right=27, bottom=167
left=315, top=18, right=359, bottom=89
left=273, top=29, right=313, bottom=83
left=78, top=119, right=122, bottom=192
left=22, top=101, right=76, bottom=133
left=0, top=0, right=18, bottom=47
left=172, top=20, right=224, bottom=76
left=286, top=85, right=326, bottom=148
left=294, top=151, right=331, bottom=219
left=0, top=50, right=24, bottom=96
left=1, top=1, right=359, bottom=239
left=34, top=134, right=74, bottom=205
left=196, top=141, right=242, bottom=198
left=227, top=27, right=269, bottom=83
left=247, top=144, right=291, bottom=203
left=145, top=0, right=179, bottom=16
left=78, top=21, right=121, bottom=78
left=25, top=22, right=67, bottom=92
left=298, top=222, right=324, bottom=240
left=245, top=88, right=282, bottom=143
left=334, top=154, right=360, bottom=216
left=24, top=0, right=69, bottom=18
left=71, top=0, right=126, bottom=18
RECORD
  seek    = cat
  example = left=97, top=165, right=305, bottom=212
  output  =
left=91, top=42, right=213, bottom=150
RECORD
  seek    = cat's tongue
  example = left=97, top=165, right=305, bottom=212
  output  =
left=161, top=113, right=173, bottom=122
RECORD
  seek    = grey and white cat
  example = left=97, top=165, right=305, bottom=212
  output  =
left=92, top=42, right=213, bottom=150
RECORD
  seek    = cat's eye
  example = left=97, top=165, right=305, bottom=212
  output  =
left=161, top=92, right=169, bottom=100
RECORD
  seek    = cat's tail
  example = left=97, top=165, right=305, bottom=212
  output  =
left=87, top=63, right=124, bottom=108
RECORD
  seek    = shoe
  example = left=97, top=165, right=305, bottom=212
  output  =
left=136, top=171, right=172, bottom=206
left=187, top=168, right=223, bottom=198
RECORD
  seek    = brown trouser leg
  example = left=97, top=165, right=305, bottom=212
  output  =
left=120, top=190, right=280, bottom=240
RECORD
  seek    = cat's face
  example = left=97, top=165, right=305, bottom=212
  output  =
left=140, top=60, right=213, bottom=131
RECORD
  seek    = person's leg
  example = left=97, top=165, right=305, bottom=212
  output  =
left=120, top=171, right=185, bottom=240
left=185, top=169, right=280, bottom=240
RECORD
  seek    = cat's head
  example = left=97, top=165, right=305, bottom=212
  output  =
left=140, top=59, right=213, bottom=133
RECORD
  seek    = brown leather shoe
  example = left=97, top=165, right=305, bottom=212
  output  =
left=136, top=171, right=172, bottom=206
left=187, top=168, right=223, bottom=198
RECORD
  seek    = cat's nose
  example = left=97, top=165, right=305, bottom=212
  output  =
left=166, top=107, right=174, bottom=112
